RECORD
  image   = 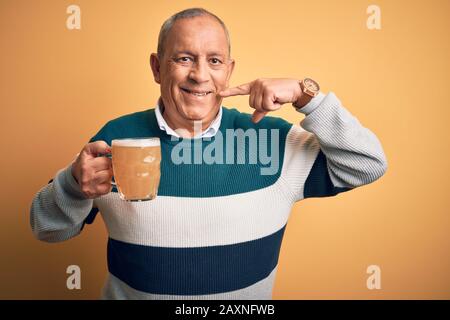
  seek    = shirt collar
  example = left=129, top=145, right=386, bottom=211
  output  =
left=154, top=98, right=222, bottom=138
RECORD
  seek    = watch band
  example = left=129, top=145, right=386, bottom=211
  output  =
left=293, top=78, right=320, bottom=109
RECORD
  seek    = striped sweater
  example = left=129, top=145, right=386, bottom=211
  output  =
left=30, top=92, right=387, bottom=299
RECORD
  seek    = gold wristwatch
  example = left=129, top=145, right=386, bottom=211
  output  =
left=293, top=78, right=320, bottom=109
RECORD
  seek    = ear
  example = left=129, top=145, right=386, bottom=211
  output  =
left=150, top=53, right=161, bottom=84
left=225, top=59, right=235, bottom=86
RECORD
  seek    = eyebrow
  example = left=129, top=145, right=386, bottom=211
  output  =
left=173, top=50, right=226, bottom=57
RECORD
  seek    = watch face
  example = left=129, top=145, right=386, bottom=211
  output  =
left=304, top=78, right=320, bottom=91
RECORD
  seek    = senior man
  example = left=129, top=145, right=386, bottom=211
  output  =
left=30, top=8, right=387, bottom=299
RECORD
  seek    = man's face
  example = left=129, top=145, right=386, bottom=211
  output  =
left=151, top=16, right=234, bottom=124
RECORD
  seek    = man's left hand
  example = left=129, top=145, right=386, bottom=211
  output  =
left=218, top=78, right=303, bottom=123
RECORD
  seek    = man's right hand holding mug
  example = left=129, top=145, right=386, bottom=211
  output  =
left=71, top=141, right=114, bottom=199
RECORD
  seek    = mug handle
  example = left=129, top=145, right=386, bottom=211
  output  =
left=98, top=152, right=116, bottom=187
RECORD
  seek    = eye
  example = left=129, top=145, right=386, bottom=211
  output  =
left=210, top=58, right=222, bottom=65
left=176, top=56, right=193, bottom=63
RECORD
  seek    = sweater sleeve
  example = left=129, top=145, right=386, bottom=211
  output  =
left=29, top=121, right=117, bottom=242
left=30, top=163, right=98, bottom=242
left=281, top=92, right=388, bottom=202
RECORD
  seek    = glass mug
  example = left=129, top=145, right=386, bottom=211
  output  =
left=108, top=137, right=161, bottom=201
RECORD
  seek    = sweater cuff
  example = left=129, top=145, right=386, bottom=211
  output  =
left=58, top=164, right=87, bottom=200
left=295, top=92, right=326, bottom=115
left=299, top=92, right=343, bottom=134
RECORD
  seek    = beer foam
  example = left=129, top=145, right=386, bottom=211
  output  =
left=112, top=138, right=160, bottom=147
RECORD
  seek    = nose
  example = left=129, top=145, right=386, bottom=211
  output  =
left=188, top=60, right=210, bottom=84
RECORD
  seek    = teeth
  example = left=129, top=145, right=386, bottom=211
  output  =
left=183, top=88, right=210, bottom=96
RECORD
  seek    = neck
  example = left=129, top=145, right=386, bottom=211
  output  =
left=160, top=101, right=218, bottom=138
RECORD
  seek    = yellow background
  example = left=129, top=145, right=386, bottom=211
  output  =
left=1, top=0, right=449, bottom=299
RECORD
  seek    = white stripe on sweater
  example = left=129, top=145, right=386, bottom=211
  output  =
left=101, top=267, right=277, bottom=300
left=93, top=124, right=322, bottom=248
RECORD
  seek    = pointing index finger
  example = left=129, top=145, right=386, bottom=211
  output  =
left=218, top=82, right=252, bottom=97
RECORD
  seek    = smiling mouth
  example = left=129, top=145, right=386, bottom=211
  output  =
left=181, top=88, right=213, bottom=96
